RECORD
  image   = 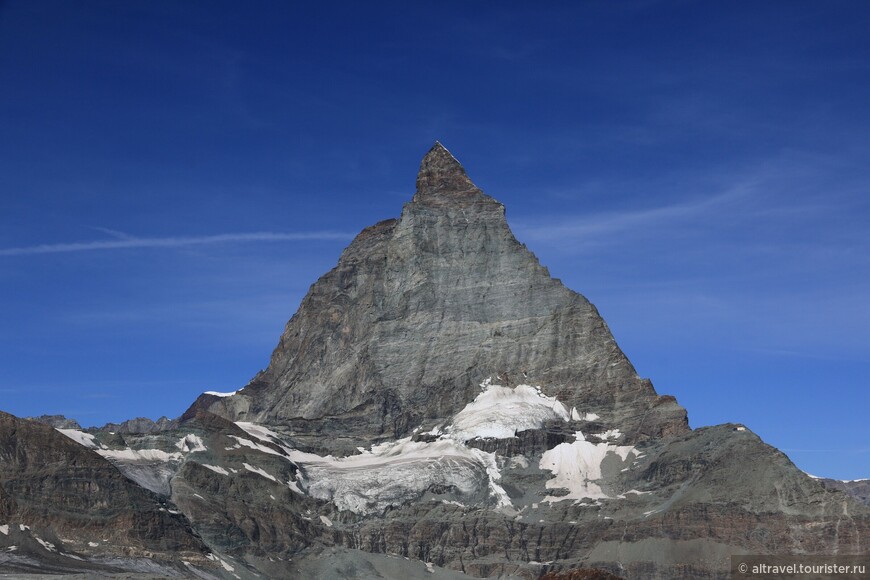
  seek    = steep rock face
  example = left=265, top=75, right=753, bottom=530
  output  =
left=819, top=478, right=870, bottom=507
left=193, top=143, right=687, bottom=450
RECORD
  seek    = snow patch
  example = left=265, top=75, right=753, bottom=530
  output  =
left=35, top=536, right=56, bottom=552
left=204, top=390, right=237, bottom=397
left=539, top=432, right=637, bottom=502
left=227, top=435, right=289, bottom=458
left=243, top=463, right=279, bottom=483
left=88, top=542, right=99, bottom=547
left=319, top=515, right=333, bottom=527
left=97, top=448, right=182, bottom=462
left=57, top=429, right=101, bottom=449
left=287, top=478, right=303, bottom=494
left=592, top=429, right=622, bottom=441
left=176, top=434, right=207, bottom=453
left=235, top=422, right=287, bottom=446
left=0, top=525, right=8, bottom=535
left=202, top=464, right=230, bottom=476
left=446, top=381, right=569, bottom=441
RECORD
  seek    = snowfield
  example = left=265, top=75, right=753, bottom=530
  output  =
left=539, top=431, right=638, bottom=501
left=286, top=437, right=510, bottom=514
left=446, top=380, right=570, bottom=440
left=56, top=429, right=102, bottom=449
left=225, top=377, right=629, bottom=514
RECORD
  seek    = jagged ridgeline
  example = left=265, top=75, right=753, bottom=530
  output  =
left=2, top=143, right=868, bottom=579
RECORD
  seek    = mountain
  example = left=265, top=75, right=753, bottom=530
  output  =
left=2, top=143, right=868, bottom=579
left=188, top=143, right=688, bottom=454
left=0, top=411, right=226, bottom=577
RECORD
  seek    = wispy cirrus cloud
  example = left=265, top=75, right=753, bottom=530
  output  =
left=0, top=231, right=354, bottom=257
left=512, top=182, right=755, bottom=245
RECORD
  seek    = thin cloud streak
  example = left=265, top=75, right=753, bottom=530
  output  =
left=0, top=231, right=354, bottom=257
left=514, top=180, right=758, bottom=244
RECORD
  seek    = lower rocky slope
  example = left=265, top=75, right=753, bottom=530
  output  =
left=0, top=411, right=251, bottom=579
left=31, top=377, right=868, bottom=579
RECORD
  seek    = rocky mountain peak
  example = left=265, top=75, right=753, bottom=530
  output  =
left=189, top=143, right=688, bottom=451
left=412, top=141, right=485, bottom=205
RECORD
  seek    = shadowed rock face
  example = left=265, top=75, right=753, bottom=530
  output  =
left=191, top=143, right=688, bottom=451
left=0, top=411, right=214, bottom=576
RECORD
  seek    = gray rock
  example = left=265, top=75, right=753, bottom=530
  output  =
left=24, top=415, right=81, bottom=430
left=0, top=411, right=226, bottom=577
left=818, top=477, right=870, bottom=507
left=191, top=142, right=688, bottom=451
left=100, top=416, right=179, bottom=434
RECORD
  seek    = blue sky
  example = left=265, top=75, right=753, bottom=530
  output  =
left=1, top=1, right=868, bottom=479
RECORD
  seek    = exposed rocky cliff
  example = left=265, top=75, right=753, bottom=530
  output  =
left=190, top=143, right=688, bottom=454
left=0, top=411, right=234, bottom=577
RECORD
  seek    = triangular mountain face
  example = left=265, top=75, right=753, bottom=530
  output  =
left=191, top=143, right=688, bottom=453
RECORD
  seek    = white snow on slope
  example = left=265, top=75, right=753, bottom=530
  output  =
left=57, top=429, right=101, bottom=449
left=230, top=378, right=592, bottom=515
left=592, top=429, right=622, bottom=441
left=539, top=432, right=637, bottom=501
left=176, top=434, right=207, bottom=453
left=236, top=422, right=286, bottom=445
left=34, top=536, right=56, bottom=552
left=202, top=464, right=230, bottom=476
left=204, top=390, right=237, bottom=397
left=97, top=448, right=183, bottom=462
left=286, top=437, right=510, bottom=515
left=227, top=435, right=288, bottom=458
left=243, top=463, right=279, bottom=483
left=0, top=525, right=8, bottom=535
left=447, top=382, right=569, bottom=440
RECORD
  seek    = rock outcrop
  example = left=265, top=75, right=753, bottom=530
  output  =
left=25, top=414, right=81, bottom=430
left=0, top=411, right=226, bottom=577
left=100, top=415, right=179, bottom=434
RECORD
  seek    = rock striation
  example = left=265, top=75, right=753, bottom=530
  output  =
left=190, top=142, right=688, bottom=453
left=0, top=411, right=222, bottom=577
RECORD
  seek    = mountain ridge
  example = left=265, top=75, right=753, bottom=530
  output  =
left=188, top=142, right=688, bottom=455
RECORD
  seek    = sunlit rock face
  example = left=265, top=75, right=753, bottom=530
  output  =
left=192, top=142, right=689, bottom=454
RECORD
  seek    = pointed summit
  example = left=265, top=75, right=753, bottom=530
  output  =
left=413, top=141, right=480, bottom=202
